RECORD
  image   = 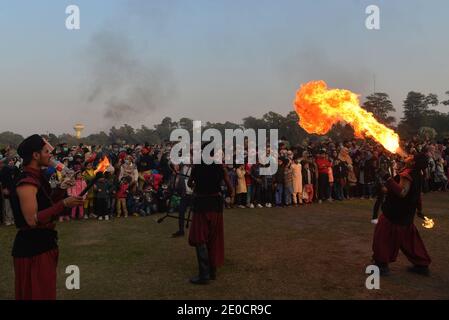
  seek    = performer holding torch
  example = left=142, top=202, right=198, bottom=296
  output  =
left=10, top=135, right=85, bottom=300
left=372, top=152, right=432, bottom=276
left=187, top=142, right=234, bottom=285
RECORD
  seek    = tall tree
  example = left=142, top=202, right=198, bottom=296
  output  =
left=401, top=91, right=439, bottom=134
left=362, top=93, right=396, bottom=126
left=154, top=117, right=177, bottom=142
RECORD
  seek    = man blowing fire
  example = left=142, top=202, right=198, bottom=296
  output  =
left=372, top=152, right=432, bottom=276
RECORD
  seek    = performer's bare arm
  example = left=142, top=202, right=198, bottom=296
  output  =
left=17, top=184, right=84, bottom=228
left=16, top=184, right=39, bottom=227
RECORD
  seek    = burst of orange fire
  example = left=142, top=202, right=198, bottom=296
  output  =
left=94, top=157, right=110, bottom=175
left=293, top=80, right=402, bottom=154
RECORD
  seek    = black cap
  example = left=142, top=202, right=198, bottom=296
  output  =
left=17, top=134, right=46, bottom=160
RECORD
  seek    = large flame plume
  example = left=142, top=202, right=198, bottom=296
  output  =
left=293, top=80, right=402, bottom=154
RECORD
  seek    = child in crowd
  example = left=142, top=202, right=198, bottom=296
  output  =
left=67, top=171, right=87, bottom=220
left=116, top=177, right=130, bottom=218
left=94, top=172, right=112, bottom=221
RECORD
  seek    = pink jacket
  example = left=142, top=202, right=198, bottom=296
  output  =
left=68, top=179, right=87, bottom=197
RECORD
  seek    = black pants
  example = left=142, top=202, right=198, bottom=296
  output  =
left=236, top=193, right=246, bottom=206
left=253, top=183, right=262, bottom=205
left=318, top=173, right=330, bottom=200
left=263, top=185, right=273, bottom=204
left=96, top=198, right=108, bottom=217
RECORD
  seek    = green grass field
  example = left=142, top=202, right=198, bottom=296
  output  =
left=1, top=192, right=448, bottom=300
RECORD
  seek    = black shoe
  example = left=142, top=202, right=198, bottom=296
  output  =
left=374, top=262, right=390, bottom=276
left=407, top=265, right=430, bottom=276
left=190, top=276, right=209, bottom=285
left=171, top=231, right=184, bottom=238
left=379, top=266, right=391, bottom=276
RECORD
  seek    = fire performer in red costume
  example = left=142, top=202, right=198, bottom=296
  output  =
left=10, top=135, right=84, bottom=300
left=187, top=143, right=234, bottom=285
left=372, top=152, right=432, bottom=276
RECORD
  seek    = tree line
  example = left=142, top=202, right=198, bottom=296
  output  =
left=1, top=90, right=448, bottom=149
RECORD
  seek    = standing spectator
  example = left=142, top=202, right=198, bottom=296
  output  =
left=1, top=158, right=19, bottom=226
left=291, top=157, right=303, bottom=206
left=67, top=171, right=87, bottom=220
left=346, top=164, right=357, bottom=199
left=362, top=152, right=376, bottom=199
left=235, top=164, right=247, bottom=208
left=328, top=164, right=334, bottom=201
left=284, top=159, right=294, bottom=206
left=434, top=158, right=448, bottom=191
left=332, top=158, right=346, bottom=201
left=116, top=177, right=130, bottom=218
left=245, top=163, right=254, bottom=208
left=226, top=165, right=237, bottom=208
left=83, top=162, right=96, bottom=219
left=274, top=158, right=285, bottom=207
left=262, top=164, right=274, bottom=208
left=127, top=182, right=143, bottom=217
left=301, top=161, right=314, bottom=204
left=250, top=161, right=263, bottom=208
left=315, top=149, right=332, bottom=203
left=94, top=172, right=112, bottom=220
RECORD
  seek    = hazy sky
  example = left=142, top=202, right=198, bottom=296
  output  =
left=1, top=0, right=448, bottom=137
